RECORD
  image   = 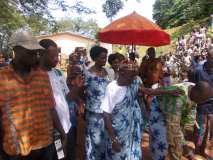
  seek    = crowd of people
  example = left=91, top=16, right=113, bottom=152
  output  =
left=0, top=27, right=212, bottom=160
left=160, top=26, right=212, bottom=82
left=139, top=26, right=213, bottom=159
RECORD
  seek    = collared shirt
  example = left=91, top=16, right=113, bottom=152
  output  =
left=48, top=69, right=71, bottom=133
left=0, top=65, right=55, bottom=156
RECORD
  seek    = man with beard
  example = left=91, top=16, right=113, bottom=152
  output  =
left=0, top=30, right=65, bottom=160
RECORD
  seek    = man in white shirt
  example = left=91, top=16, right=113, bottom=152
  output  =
left=39, top=39, right=72, bottom=160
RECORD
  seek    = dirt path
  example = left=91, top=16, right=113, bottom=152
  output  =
left=76, top=117, right=213, bottom=160
left=142, top=133, right=213, bottom=160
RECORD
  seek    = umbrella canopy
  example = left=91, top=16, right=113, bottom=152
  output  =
left=98, top=12, right=170, bottom=46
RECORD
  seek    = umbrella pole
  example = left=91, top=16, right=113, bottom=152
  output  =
left=131, top=44, right=134, bottom=53
left=129, top=44, right=136, bottom=62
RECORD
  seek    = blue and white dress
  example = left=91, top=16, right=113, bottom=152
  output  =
left=85, top=70, right=110, bottom=160
left=102, top=78, right=143, bottom=160
left=149, top=97, right=168, bottom=160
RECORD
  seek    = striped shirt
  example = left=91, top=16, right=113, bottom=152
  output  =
left=0, top=65, right=55, bottom=156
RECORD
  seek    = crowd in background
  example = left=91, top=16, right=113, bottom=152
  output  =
left=139, top=26, right=213, bottom=159
left=160, top=26, right=212, bottom=84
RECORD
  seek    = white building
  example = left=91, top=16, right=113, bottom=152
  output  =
left=37, top=32, right=112, bottom=56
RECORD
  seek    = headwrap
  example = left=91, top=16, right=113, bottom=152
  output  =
left=119, top=59, right=138, bottom=72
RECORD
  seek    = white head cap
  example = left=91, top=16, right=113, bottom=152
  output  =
left=9, top=29, right=44, bottom=51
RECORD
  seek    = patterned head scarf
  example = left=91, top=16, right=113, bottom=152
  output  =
left=119, top=59, right=138, bottom=71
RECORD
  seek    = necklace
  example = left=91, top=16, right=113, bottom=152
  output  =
left=91, top=66, right=107, bottom=77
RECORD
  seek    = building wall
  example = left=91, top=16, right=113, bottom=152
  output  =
left=37, top=33, right=112, bottom=56
left=37, top=33, right=112, bottom=73
left=37, top=34, right=94, bottom=55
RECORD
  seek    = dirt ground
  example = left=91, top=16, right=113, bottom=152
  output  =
left=142, top=133, right=213, bottom=160
left=76, top=117, right=213, bottom=160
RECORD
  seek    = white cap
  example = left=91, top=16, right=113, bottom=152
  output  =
left=9, top=29, right=44, bottom=50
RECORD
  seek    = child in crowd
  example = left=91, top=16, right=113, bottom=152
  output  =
left=66, top=65, right=85, bottom=160
left=67, top=52, right=80, bottom=75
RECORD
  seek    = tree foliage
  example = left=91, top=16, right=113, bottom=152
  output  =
left=102, top=0, right=141, bottom=21
left=0, top=0, right=94, bottom=52
left=153, top=0, right=213, bottom=29
left=102, top=0, right=124, bottom=21
left=0, top=0, right=142, bottom=52
left=55, top=18, right=100, bottom=39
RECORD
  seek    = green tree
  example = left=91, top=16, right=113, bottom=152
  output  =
left=153, top=0, right=213, bottom=29
left=0, top=0, right=144, bottom=52
left=56, top=17, right=100, bottom=39
left=102, top=0, right=141, bottom=21
left=0, top=0, right=94, bottom=52
left=102, top=0, right=124, bottom=21
left=153, top=0, right=174, bottom=28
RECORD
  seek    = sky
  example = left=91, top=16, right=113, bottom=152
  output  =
left=51, top=0, right=156, bottom=28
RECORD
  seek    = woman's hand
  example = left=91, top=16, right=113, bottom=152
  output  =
left=168, top=89, right=185, bottom=96
left=103, top=113, right=121, bottom=152
left=112, top=138, right=122, bottom=152
left=77, top=101, right=85, bottom=115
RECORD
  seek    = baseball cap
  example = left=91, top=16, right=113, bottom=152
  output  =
left=9, top=29, right=44, bottom=50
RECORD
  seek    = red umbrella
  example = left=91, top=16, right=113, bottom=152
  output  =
left=98, top=12, right=170, bottom=47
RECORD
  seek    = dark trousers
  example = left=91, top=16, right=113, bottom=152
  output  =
left=2, top=144, right=54, bottom=160
left=209, top=115, right=213, bottom=140
left=66, top=127, right=77, bottom=160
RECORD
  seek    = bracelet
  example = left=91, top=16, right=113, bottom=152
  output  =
left=111, top=137, right=118, bottom=144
